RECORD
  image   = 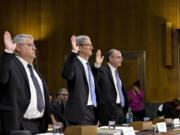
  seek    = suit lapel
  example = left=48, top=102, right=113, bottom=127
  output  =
left=77, top=59, right=88, bottom=82
left=14, top=57, right=31, bottom=98
left=77, top=59, right=89, bottom=93
left=14, top=57, right=30, bottom=88
left=105, top=64, right=117, bottom=89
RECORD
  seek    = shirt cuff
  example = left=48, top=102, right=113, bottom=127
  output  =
left=4, top=49, right=14, bottom=54
left=72, top=50, right=77, bottom=53
left=94, top=63, right=101, bottom=68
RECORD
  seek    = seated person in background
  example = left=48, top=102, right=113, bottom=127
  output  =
left=49, top=93, right=53, bottom=104
left=128, top=80, right=145, bottom=121
left=157, top=99, right=180, bottom=118
left=49, top=88, right=69, bottom=129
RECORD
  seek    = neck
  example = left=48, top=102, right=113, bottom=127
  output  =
left=22, top=57, right=33, bottom=64
left=15, top=53, right=34, bottom=64
left=109, top=62, right=117, bottom=69
left=78, top=53, right=89, bottom=61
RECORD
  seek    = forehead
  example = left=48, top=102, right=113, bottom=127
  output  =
left=25, top=37, right=33, bottom=43
left=61, top=90, right=68, bottom=94
left=113, top=50, right=121, bottom=56
left=82, top=39, right=91, bottom=44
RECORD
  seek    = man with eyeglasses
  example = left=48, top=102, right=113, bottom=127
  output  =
left=93, top=49, right=129, bottom=126
left=56, top=88, right=69, bottom=104
left=61, top=35, right=103, bottom=126
left=0, top=31, right=49, bottom=135
left=49, top=88, right=68, bottom=128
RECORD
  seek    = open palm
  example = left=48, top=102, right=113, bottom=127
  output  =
left=4, top=31, right=16, bottom=52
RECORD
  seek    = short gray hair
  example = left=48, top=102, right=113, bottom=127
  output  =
left=76, top=35, right=90, bottom=46
left=13, top=34, right=34, bottom=45
left=58, top=88, right=68, bottom=95
left=106, top=49, right=120, bottom=61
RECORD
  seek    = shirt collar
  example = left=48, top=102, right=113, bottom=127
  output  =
left=108, top=62, right=117, bottom=72
left=16, top=56, right=29, bottom=67
left=77, top=55, right=88, bottom=65
left=16, top=56, right=34, bottom=68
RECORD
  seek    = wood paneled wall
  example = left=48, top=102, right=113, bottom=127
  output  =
left=0, top=0, right=180, bottom=102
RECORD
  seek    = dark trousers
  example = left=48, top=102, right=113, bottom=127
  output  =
left=100, top=104, right=125, bottom=126
left=132, top=109, right=145, bottom=121
left=21, top=118, right=41, bottom=135
left=68, top=105, right=96, bottom=126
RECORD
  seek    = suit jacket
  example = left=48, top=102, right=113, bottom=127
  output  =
left=93, top=64, right=128, bottom=124
left=61, top=52, right=99, bottom=124
left=49, top=101, right=67, bottom=127
left=0, top=52, right=49, bottom=134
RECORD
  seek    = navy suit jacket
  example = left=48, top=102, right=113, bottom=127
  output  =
left=0, top=52, right=49, bottom=134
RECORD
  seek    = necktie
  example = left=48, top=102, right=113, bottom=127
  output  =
left=115, top=70, right=125, bottom=107
left=28, top=64, right=45, bottom=112
left=86, top=62, right=97, bottom=107
left=61, top=102, right=64, bottom=114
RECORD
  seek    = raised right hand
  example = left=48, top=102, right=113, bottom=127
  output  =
left=71, top=35, right=79, bottom=52
left=4, top=31, right=16, bottom=52
left=96, top=49, right=104, bottom=65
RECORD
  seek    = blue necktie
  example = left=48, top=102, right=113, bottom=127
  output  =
left=86, top=62, right=97, bottom=107
left=115, top=70, right=125, bottom=107
left=28, top=64, right=45, bottom=112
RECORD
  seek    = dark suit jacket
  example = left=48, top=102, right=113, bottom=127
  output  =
left=0, top=52, right=49, bottom=134
left=93, top=64, right=128, bottom=124
left=61, top=52, right=99, bottom=124
left=49, top=101, right=67, bottom=126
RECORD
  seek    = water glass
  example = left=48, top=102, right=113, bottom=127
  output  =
left=108, top=121, right=116, bottom=130
left=53, top=125, right=62, bottom=135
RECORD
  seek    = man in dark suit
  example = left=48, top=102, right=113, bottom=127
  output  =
left=50, top=88, right=68, bottom=128
left=93, top=49, right=128, bottom=126
left=0, top=31, right=49, bottom=135
left=61, top=35, right=103, bottom=125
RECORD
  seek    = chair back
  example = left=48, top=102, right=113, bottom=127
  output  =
left=10, top=130, right=32, bottom=135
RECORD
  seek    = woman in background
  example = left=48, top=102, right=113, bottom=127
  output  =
left=158, top=99, right=180, bottom=118
left=128, top=80, right=145, bottom=121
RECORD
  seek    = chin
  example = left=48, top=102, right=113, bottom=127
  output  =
left=89, top=51, right=92, bottom=55
left=32, top=55, right=36, bottom=59
left=117, top=64, right=121, bottom=67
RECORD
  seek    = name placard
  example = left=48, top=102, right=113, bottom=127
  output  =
left=173, top=118, right=180, bottom=127
left=121, top=127, right=135, bottom=135
left=156, top=122, right=167, bottom=133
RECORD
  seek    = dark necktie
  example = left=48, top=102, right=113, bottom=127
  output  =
left=86, top=62, right=97, bottom=107
left=61, top=102, right=64, bottom=114
left=28, top=64, right=45, bottom=112
left=115, top=70, right=125, bottom=107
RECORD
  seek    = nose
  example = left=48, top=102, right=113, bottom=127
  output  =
left=32, top=45, right=36, bottom=50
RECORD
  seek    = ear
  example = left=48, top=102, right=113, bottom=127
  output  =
left=109, top=56, right=113, bottom=62
left=15, top=45, right=21, bottom=52
left=78, top=46, right=82, bottom=52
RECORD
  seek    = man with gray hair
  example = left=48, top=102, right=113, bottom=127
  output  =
left=61, top=35, right=103, bottom=125
left=0, top=31, right=49, bottom=134
left=56, top=88, right=69, bottom=104
left=93, top=49, right=128, bottom=126
left=49, top=88, right=68, bottom=128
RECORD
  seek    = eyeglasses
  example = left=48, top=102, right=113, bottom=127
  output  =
left=25, top=43, right=36, bottom=48
left=61, top=94, right=68, bottom=96
left=115, top=56, right=123, bottom=60
left=80, top=44, right=93, bottom=47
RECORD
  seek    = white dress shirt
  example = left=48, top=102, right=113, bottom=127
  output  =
left=107, top=63, right=121, bottom=104
left=16, top=56, right=45, bottom=119
left=77, top=56, right=94, bottom=106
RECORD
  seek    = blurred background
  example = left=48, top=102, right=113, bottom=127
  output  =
left=0, top=0, right=180, bottom=103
